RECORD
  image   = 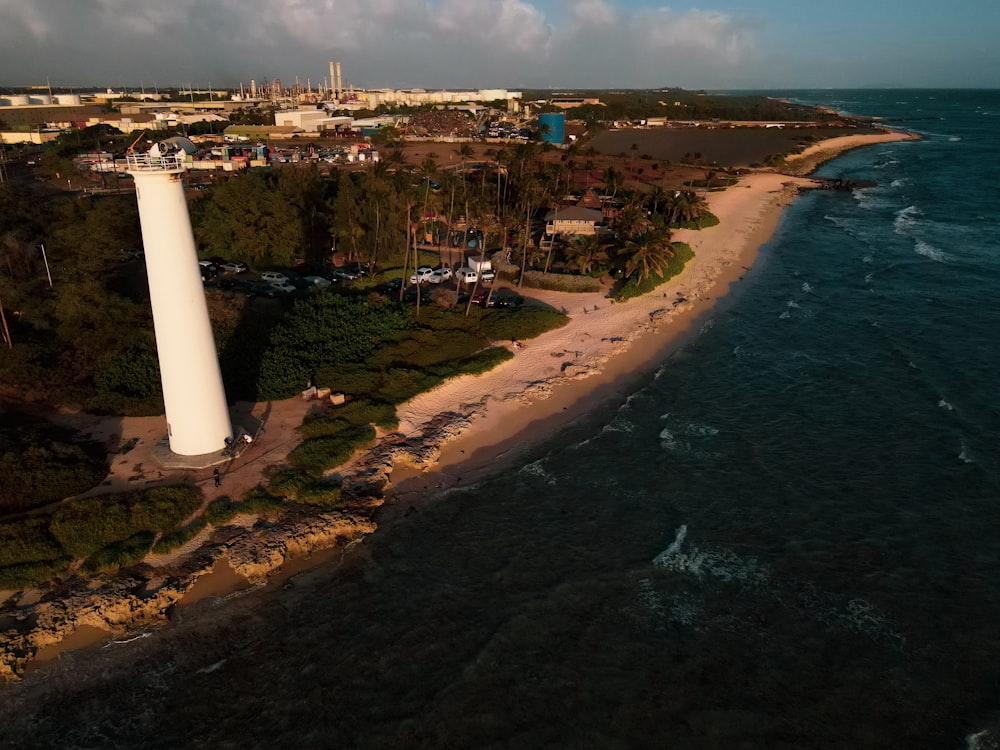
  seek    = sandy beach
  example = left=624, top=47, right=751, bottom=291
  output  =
left=385, top=171, right=813, bottom=498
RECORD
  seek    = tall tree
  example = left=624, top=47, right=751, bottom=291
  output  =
left=618, top=229, right=675, bottom=283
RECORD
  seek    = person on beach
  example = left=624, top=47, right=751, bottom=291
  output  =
left=213, top=468, right=221, bottom=487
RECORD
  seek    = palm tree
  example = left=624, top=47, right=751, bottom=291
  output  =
left=612, top=195, right=647, bottom=241
left=564, top=233, right=609, bottom=276
left=618, top=229, right=675, bottom=283
left=603, top=166, right=623, bottom=198
left=646, top=185, right=667, bottom=219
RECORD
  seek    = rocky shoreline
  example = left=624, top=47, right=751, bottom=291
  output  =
left=0, top=407, right=484, bottom=682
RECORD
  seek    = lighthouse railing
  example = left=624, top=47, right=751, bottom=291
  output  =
left=125, top=153, right=186, bottom=172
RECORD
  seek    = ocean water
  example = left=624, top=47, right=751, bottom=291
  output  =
left=4, top=90, right=1000, bottom=749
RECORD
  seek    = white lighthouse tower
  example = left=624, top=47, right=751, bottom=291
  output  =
left=127, top=139, right=232, bottom=457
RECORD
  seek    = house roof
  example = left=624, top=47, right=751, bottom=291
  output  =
left=544, top=206, right=604, bottom=222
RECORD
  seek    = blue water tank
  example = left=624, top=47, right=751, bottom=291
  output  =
left=538, top=113, right=565, bottom=144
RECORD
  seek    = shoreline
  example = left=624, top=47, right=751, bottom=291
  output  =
left=0, top=129, right=915, bottom=681
left=384, top=171, right=812, bottom=503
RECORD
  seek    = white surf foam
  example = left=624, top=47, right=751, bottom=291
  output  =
left=778, top=310, right=791, bottom=320
left=959, top=442, right=974, bottom=464
left=965, top=729, right=996, bottom=750
left=519, top=459, right=557, bottom=485
left=949, top=136, right=962, bottom=142
left=801, top=282, right=814, bottom=293
left=914, top=239, right=950, bottom=263
left=894, top=205, right=922, bottom=235
left=653, top=525, right=769, bottom=586
left=602, top=414, right=636, bottom=434
left=938, top=399, right=954, bottom=411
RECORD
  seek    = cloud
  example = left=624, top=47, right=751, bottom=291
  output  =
left=566, top=0, right=617, bottom=28
left=0, top=0, right=756, bottom=88
left=637, top=8, right=754, bottom=63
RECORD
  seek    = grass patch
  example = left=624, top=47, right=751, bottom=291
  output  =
left=478, top=307, right=569, bottom=342
left=0, top=559, right=72, bottom=590
left=240, top=486, right=284, bottom=515
left=80, top=531, right=156, bottom=574
left=0, top=433, right=108, bottom=515
left=333, top=400, right=398, bottom=430
left=0, top=517, right=64, bottom=568
left=672, top=211, right=720, bottom=230
left=613, top=242, right=695, bottom=301
left=268, top=469, right=344, bottom=509
left=151, top=519, right=208, bottom=554
left=204, top=496, right=239, bottom=526
left=294, top=482, right=343, bottom=509
left=288, top=425, right=376, bottom=477
left=50, top=486, right=202, bottom=560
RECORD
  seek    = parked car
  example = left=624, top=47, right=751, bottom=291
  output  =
left=301, top=275, right=332, bottom=288
left=410, top=266, right=435, bottom=284
left=260, top=271, right=289, bottom=284
left=269, top=281, right=296, bottom=295
left=432, top=265, right=453, bottom=281
left=471, top=288, right=495, bottom=307
left=379, top=278, right=404, bottom=295
left=221, top=261, right=247, bottom=274
left=493, top=288, right=524, bottom=308
left=455, top=267, right=479, bottom=284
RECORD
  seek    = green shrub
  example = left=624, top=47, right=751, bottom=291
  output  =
left=478, top=307, right=569, bottom=342
left=240, top=486, right=284, bottom=515
left=672, top=211, right=720, bottom=230
left=151, top=518, right=207, bottom=554
left=80, top=531, right=155, bottom=574
left=375, top=368, right=443, bottom=404
left=335, top=400, right=398, bottom=430
left=0, top=517, right=63, bottom=568
left=299, top=412, right=353, bottom=439
left=311, top=363, right=375, bottom=396
left=287, top=425, right=376, bottom=476
left=268, top=469, right=313, bottom=500
left=93, top=343, right=161, bottom=398
left=614, top=243, right=695, bottom=301
left=0, top=558, right=72, bottom=590
left=518, top=272, right=603, bottom=293
left=256, top=295, right=412, bottom=400
left=426, top=347, right=513, bottom=379
left=204, top=496, right=238, bottom=526
left=50, top=486, right=202, bottom=560
left=294, top=482, right=343, bottom=509
left=0, top=442, right=109, bottom=515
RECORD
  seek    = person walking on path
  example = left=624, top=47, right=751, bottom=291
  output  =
left=213, top=468, right=222, bottom=487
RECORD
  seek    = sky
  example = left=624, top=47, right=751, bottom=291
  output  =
left=1, top=0, right=998, bottom=91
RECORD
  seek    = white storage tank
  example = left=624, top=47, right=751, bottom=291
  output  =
left=8, top=95, right=30, bottom=106
left=55, top=94, right=82, bottom=106
left=29, top=94, right=52, bottom=105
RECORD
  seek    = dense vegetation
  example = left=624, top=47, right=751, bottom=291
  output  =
left=0, top=486, right=202, bottom=588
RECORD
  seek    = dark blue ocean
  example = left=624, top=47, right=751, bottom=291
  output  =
left=4, top=90, right=999, bottom=749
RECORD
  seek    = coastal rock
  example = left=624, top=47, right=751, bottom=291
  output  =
left=0, top=509, right=376, bottom=681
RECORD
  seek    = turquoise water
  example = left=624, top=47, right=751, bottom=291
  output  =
left=3, top=90, right=999, bottom=749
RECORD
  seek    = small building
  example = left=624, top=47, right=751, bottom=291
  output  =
left=544, top=206, right=604, bottom=236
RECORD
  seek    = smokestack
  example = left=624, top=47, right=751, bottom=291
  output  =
left=329, top=61, right=336, bottom=99
left=336, top=62, right=342, bottom=100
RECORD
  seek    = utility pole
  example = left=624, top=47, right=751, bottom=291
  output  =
left=39, top=244, right=52, bottom=287
left=0, top=296, right=12, bottom=349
